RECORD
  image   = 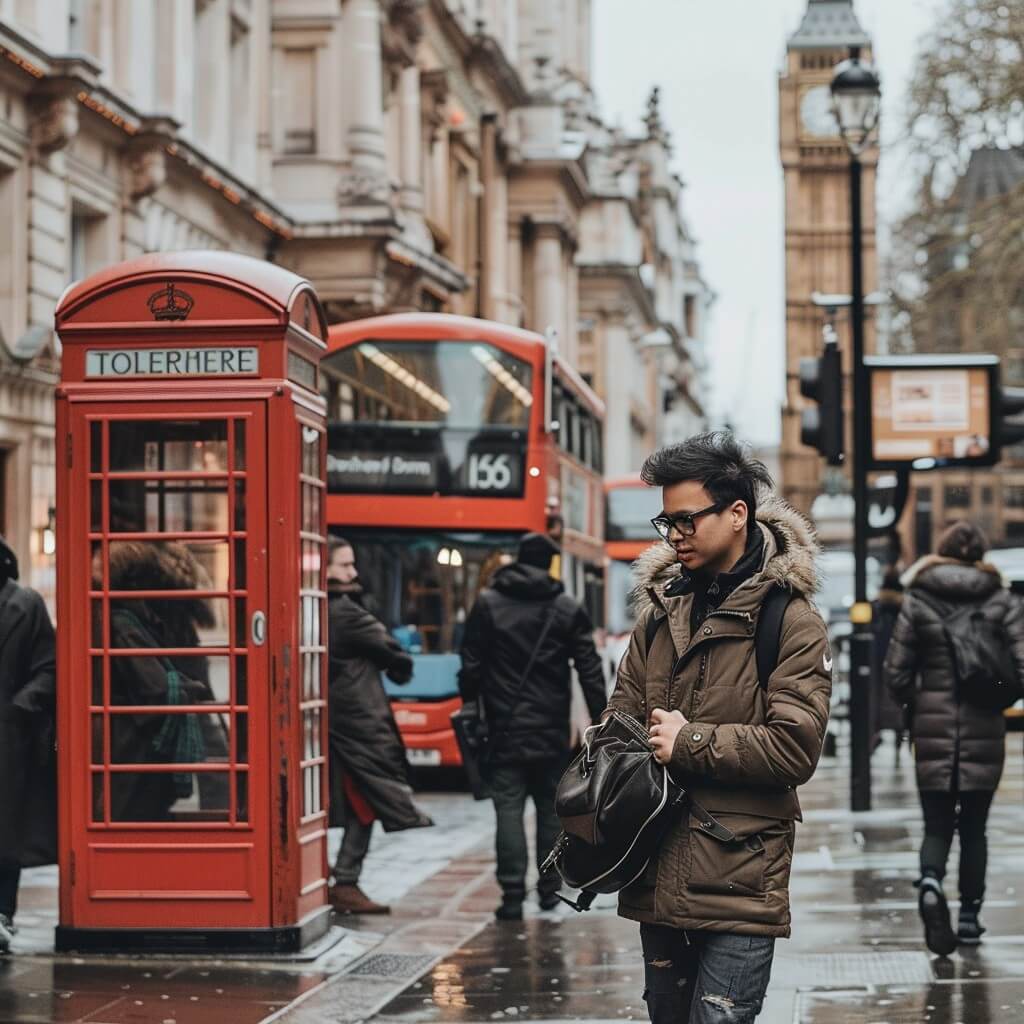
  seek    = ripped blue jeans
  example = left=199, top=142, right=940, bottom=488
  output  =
left=640, top=924, right=776, bottom=1023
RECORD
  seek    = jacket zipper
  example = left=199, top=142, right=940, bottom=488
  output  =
left=665, top=608, right=754, bottom=715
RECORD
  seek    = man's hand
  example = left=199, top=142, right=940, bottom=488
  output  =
left=649, top=707, right=688, bottom=765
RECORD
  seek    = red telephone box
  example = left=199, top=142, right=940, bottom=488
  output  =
left=53, top=252, right=330, bottom=952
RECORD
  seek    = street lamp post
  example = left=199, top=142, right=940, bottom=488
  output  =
left=831, top=51, right=882, bottom=813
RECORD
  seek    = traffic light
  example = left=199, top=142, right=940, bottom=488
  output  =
left=800, top=339, right=844, bottom=465
left=997, top=385, right=1024, bottom=450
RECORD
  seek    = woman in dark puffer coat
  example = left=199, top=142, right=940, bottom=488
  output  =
left=884, top=521, right=1024, bottom=956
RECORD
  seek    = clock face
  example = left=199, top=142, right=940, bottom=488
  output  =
left=800, top=85, right=839, bottom=138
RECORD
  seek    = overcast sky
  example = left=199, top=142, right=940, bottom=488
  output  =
left=593, top=0, right=942, bottom=447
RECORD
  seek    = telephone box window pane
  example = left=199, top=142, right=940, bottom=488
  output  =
left=233, top=539, right=247, bottom=589
left=304, top=767, right=313, bottom=816
left=90, top=481, right=103, bottom=532
left=91, top=715, right=104, bottom=764
left=91, top=656, right=104, bottom=705
left=90, top=421, right=103, bottom=472
left=92, top=773, right=104, bottom=822
left=106, top=479, right=230, bottom=534
left=91, top=599, right=103, bottom=645
left=97, top=539, right=232, bottom=594
left=107, top=653, right=221, bottom=707
left=108, top=599, right=230, bottom=649
left=302, top=541, right=320, bottom=589
left=235, top=657, right=247, bottom=706
left=236, top=772, right=248, bottom=822
left=108, top=772, right=230, bottom=823
left=108, top=712, right=228, bottom=765
left=234, top=420, right=246, bottom=470
left=235, top=713, right=248, bottom=765
left=301, top=595, right=320, bottom=647
left=204, top=656, right=231, bottom=704
left=302, top=425, right=320, bottom=478
left=109, top=420, right=229, bottom=473
left=235, top=599, right=247, bottom=648
left=233, top=480, right=246, bottom=532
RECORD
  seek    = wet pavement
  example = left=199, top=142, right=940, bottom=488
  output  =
left=4, top=736, right=1024, bottom=1022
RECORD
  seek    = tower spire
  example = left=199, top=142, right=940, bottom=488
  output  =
left=789, top=0, right=870, bottom=50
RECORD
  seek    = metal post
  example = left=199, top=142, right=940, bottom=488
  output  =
left=849, top=154, right=873, bottom=811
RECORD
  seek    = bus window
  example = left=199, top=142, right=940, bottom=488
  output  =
left=321, top=340, right=533, bottom=497
left=607, top=484, right=661, bottom=541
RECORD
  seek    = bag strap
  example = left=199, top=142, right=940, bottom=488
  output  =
left=755, top=585, right=791, bottom=691
left=642, top=587, right=790, bottom=691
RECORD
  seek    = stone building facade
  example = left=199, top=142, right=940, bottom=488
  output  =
left=0, top=0, right=708, bottom=603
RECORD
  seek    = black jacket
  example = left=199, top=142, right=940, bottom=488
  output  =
left=327, top=588, right=429, bottom=832
left=871, top=589, right=906, bottom=735
left=458, top=563, right=607, bottom=763
left=884, top=555, right=1024, bottom=792
left=0, top=580, right=57, bottom=866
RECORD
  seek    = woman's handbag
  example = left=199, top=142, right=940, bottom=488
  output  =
left=541, top=710, right=732, bottom=912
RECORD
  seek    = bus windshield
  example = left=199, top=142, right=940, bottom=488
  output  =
left=607, top=484, right=660, bottom=541
left=342, top=529, right=521, bottom=699
left=321, top=341, right=534, bottom=496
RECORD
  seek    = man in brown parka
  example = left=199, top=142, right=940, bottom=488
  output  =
left=606, top=433, right=832, bottom=1023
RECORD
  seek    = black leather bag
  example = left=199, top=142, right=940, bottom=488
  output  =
left=541, top=711, right=723, bottom=911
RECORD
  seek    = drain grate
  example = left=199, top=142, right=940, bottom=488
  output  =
left=348, top=952, right=436, bottom=978
left=776, top=951, right=933, bottom=988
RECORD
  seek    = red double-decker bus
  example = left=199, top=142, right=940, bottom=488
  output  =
left=604, top=475, right=661, bottom=675
left=320, top=314, right=606, bottom=768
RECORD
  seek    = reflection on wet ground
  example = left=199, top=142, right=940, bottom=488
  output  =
left=4, top=739, right=1024, bottom=1022
left=358, top=737, right=1024, bottom=1024
left=0, top=957, right=324, bottom=1024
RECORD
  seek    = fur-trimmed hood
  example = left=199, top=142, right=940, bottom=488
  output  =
left=901, top=553, right=1006, bottom=601
left=630, top=492, right=821, bottom=616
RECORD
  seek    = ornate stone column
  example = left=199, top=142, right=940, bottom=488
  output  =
left=340, top=0, right=389, bottom=204
left=532, top=223, right=564, bottom=339
left=398, top=64, right=423, bottom=214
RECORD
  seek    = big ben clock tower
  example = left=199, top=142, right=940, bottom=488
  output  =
left=779, top=1, right=879, bottom=516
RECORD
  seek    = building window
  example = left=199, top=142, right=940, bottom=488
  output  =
left=282, top=49, right=317, bottom=154
left=981, top=486, right=994, bottom=505
left=943, top=485, right=970, bottom=508
left=684, top=295, right=696, bottom=339
left=1005, top=485, right=1024, bottom=509
left=70, top=206, right=109, bottom=283
left=1006, top=521, right=1024, bottom=543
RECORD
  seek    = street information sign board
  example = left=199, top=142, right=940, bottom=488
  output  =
left=867, top=355, right=998, bottom=468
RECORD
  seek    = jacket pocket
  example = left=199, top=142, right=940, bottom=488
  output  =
left=686, top=813, right=787, bottom=899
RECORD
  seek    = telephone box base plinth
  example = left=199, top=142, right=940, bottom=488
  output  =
left=55, top=908, right=331, bottom=955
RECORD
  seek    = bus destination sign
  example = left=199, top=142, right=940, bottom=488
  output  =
left=327, top=450, right=523, bottom=496
left=86, top=347, right=260, bottom=378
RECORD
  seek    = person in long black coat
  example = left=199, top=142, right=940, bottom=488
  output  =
left=459, top=532, right=607, bottom=920
left=326, top=538, right=432, bottom=916
left=0, top=537, right=56, bottom=952
left=871, top=568, right=906, bottom=754
left=884, top=520, right=1024, bottom=955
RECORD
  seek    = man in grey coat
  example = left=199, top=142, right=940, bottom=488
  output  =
left=885, top=521, right=1024, bottom=956
left=0, top=537, right=56, bottom=953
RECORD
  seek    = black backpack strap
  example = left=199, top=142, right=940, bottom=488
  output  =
left=755, top=586, right=791, bottom=691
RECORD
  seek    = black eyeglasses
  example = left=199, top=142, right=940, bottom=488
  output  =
left=651, top=503, right=724, bottom=541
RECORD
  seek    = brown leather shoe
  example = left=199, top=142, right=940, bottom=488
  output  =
left=329, top=884, right=391, bottom=915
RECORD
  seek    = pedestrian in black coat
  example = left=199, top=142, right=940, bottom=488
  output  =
left=884, top=520, right=1024, bottom=954
left=459, top=532, right=607, bottom=920
left=0, top=537, right=56, bottom=952
left=326, top=538, right=432, bottom=917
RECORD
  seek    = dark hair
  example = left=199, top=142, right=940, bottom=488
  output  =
left=937, top=520, right=987, bottom=564
left=328, top=536, right=352, bottom=559
left=640, top=432, right=773, bottom=520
